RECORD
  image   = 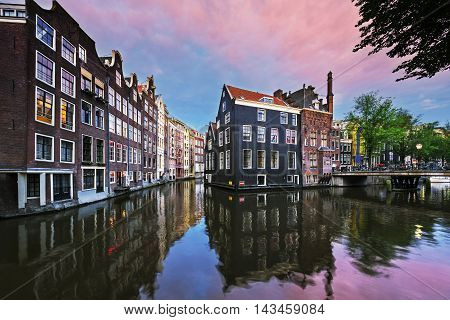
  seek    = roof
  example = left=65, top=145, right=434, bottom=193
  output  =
left=226, top=85, right=288, bottom=107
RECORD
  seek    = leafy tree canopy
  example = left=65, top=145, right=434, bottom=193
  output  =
left=353, top=0, right=450, bottom=81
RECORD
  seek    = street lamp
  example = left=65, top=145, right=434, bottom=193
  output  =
left=416, top=144, right=422, bottom=169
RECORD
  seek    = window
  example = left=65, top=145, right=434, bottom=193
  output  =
left=115, top=93, right=121, bottom=111
left=96, top=139, right=104, bottom=163
left=61, top=37, right=76, bottom=65
left=79, top=45, right=87, bottom=63
left=219, top=152, right=224, bottom=170
left=60, top=139, right=74, bottom=163
left=257, top=126, right=265, bottom=143
left=83, top=169, right=95, bottom=190
left=35, top=134, right=53, bottom=161
left=257, top=109, right=266, bottom=122
left=81, top=76, right=92, bottom=91
left=287, top=175, right=293, bottom=183
left=82, top=135, right=92, bottom=162
left=115, top=70, right=121, bottom=87
left=222, top=101, right=226, bottom=112
left=134, top=148, right=138, bottom=164
left=95, top=85, right=104, bottom=98
left=243, top=149, right=252, bottom=169
left=27, top=174, right=40, bottom=198
left=108, top=87, right=115, bottom=106
left=110, top=171, right=116, bottom=184
left=218, top=131, right=223, bottom=146
left=271, top=151, right=279, bottom=169
left=310, top=131, right=317, bottom=147
left=260, top=97, right=273, bottom=104
left=288, top=151, right=296, bottom=169
left=81, top=100, right=92, bottom=125
left=123, top=97, right=128, bottom=114
left=116, top=143, right=122, bottom=162
left=109, top=114, right=115, bottom=134
left=3, top=9, right=15, bottom=17
left=257, top=175, right=266, bottom=186
left=36, top=15, right=55, bottom=49
left=36, top=51, right=54, bottom=86
left=129, top=147, right=133, bottom=164
left=286, top=129, right=297, bottom=144
left=109, top=141, right=115, bottom=162
left=116, top=118, right=122, bottom=136
left=292, top=114, right=297, bottom=126
left=133, top=89, right=137, bottom=102
left=122, top=122, right=128, bottom=138
left=207, top=139, right=212, bottom=150
left=226, top=150, right=230, bottom=169
left=225, top=128, right=230, bottom=144
left=95, top=108, right=104, bottom=129
left=242, top=125, right=252, bottom=141
left=225, top=112, right=230, bottom=124
left=321, top=132, right=328, bottom=147
left=123, top=146, right=128, bottom=163
left=257, top=150, right=265, bottom=169
left=61, top=68, right=75, bottom=97
left=309, top=153, right=317, bottom=168
left=60, top=99, right=74, bottom=131
left=270, top=128, right=279, bottom=144
left=36, top=87, right=54, bottom=125
left=280, top=112, right=288, bottom=124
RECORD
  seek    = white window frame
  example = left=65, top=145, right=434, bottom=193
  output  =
left=81, top=168, right=97, bottom=191
left=225, top=127, right=230, bottom=144
left=257, top=174, right=267, bottom=186
left=219, top=152, right=224, bottom=170
left=79, top=45, right=87, bottom=63
left=109, top=141, right=115, bottom=162
left=60, top=98, right=75, bottom=132
left=60, top=67, right=76, bottom=98
left=81, top=100, right=92, bottom=126
left=280, top=112, right=288, bottom=124
left=35, top=86, right=55, bottom=126
left=82, top=134, right=93, bottom=163
left=226, top=150, right=230, bottom=169
left=35, top=51, right=55, bottom=87
left=257, top=150, right=265, bottom=169
left=292, top=114, right=297, bottom=126
left=35, top=133, right=54, bottom=162
left=287, top=175, right=293, bottom=183
left=95, top=107, right=105, bottom=130
left=36, top=15, right=56, bottom=50
left=288, top=151, right=297, bottom=169
left=271, top=151, right=279, bottom=169
left=270, top=128, right=279, bottom=144
left=60, top=138, right=75, bottom=164
left=257, top=126, right=265, bottom=143
left=242, top=125, right=252, bottom=142
left=242, top=149, right=252, bottom=169
left=116, top=70, right=122, bottom=87
left=225, top=112, right=230, bottom=124
left=61, top=36, right=76, bottom=66
left=257, top=109, right=266, bottom=122
left=219, top=131, right=223, bottom=147
left=109, top=171, right=116, bottom=184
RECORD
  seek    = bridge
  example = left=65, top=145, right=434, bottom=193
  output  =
left=330, top=171, right=450, bottom=190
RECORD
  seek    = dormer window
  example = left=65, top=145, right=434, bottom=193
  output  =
left=222, top=101, right=226, bottom=112
left=259, top=97, right=273, bottom=104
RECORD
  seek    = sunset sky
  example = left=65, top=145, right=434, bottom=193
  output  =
left=32, top=0, right=450, bottom=129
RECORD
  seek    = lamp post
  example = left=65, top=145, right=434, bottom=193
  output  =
left=416, top=143, right=422, bottom=169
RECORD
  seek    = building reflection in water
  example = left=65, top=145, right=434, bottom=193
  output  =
left=0, top=181, right=449, bottom=300
left=204, top=187, right=339, bottom=299
left=0, top=181, right=204, bottom=299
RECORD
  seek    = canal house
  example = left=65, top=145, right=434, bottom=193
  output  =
left=204, top=85, right=302, bottom=190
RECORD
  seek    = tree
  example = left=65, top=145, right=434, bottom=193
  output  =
left=352, top=0, right=450, bottom=81
left=410, top=122, right=442, bottom=162
left=346, top=92, right=399, bottom=168
left=390, top=109, right=421, bottom=163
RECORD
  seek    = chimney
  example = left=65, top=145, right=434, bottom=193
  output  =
left=327, top=71, right=334, bottom=114
left=274, top=89, right=283, bottom=99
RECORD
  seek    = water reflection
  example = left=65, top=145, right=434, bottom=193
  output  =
left=0, top=181, right=449, bottom=300
left=0, top=181, right=203, bottom=299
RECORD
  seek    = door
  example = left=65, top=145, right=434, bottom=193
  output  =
left=117, top=171, right=122, bottom=186
left=53, top=174, right=71, bottom=201
left=96, top=169, right=104, bottom=193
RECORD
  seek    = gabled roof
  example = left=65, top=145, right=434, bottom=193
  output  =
left=225, top=85, right=288, bottom=107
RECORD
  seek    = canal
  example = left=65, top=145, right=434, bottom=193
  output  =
left=0, top=180, right=449, bottom=299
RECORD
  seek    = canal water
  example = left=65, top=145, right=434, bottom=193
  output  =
left=1, top=180, right=449, bottom=299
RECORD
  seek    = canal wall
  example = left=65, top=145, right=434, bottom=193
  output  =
left=0, top=179, right=170, bottom=219
left=331, top=175, right=388, bottom=187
